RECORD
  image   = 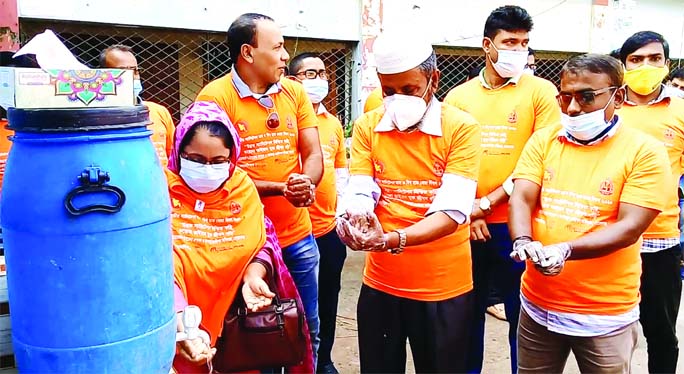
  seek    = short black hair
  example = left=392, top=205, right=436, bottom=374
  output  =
left=484, top=5, right=533, bottom=39
left=417, top=51, right=437, bottom=79
left=671, top=67, right=684, bottom=81
left=288, top=52, right=321, bottom=76
left=227, top=13, right=275, bottom=64
left=619, top=31, right=669, bottom=63
left=608, top=48, right=621, bottom=60
left=561, top=54, right=623, bottom=88
left=179, top=121, right=235, bottom=155
left=99, top=44, right=134, bottom=67
left=528, top=47, right=535, bottom=56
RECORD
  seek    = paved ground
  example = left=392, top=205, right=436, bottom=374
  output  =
left=330, top=249, right=684, bottom=374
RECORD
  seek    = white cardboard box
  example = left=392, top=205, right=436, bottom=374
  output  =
left=0, top=68, right=134, bottom=109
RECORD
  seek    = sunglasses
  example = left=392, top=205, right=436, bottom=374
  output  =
left=257, top=95, right=280, bottom=130
left=557, top=86, right=617, bottom=108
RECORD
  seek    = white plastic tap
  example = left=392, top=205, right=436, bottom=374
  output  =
left=176, top=305, right=208, bottom=343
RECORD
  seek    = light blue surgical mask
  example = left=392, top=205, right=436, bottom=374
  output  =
left=133, top=79, right=143, bottom=98
left=561, top=89, right=617, bottom=142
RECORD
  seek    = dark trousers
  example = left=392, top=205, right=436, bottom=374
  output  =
left=468, top=223, right=525, bottom=374
left=640, top=245, right=682, bottom=374
left=314, top=229, right=347, bottom=367
left=357, top=284, right=473, bottom=373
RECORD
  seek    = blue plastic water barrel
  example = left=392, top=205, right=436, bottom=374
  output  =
left=1, top=106, right=175, bottom=373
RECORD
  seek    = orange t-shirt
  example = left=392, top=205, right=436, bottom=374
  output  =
left=196, top=74, right=318, bottom=247
left=350, top=104, right=480, bottom=301
left=618, top=97, right=684, bottom=239
left=144, top=101, right=175, bottom=168
left=363, top=88, right=383, bottom=113
left=0, top=120, right=12, bottom=191
left=444, top=74, right=560, bottom=223
left=169, top=168, right=267, bottom=344
left=513, top=125, right=670, bottom=315
left=309, top=110, right=347, bottom=238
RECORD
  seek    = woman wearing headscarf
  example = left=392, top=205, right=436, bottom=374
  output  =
left=168, top=101, right=313, bottom=373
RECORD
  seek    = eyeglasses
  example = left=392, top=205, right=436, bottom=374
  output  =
left=294, top=69, right=328, bottom=80
left=115, top=66, right=144, bottom=75
left=557, top=86, right=617, bottom=108
left=181, top=153, right=231, bottom=166
left=525, top=63, right=536, bottom=70
left=257, top=95, right=280, bottom=130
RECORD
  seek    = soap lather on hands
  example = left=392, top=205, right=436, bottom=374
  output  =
left=336, top=208, right=387, bottom=252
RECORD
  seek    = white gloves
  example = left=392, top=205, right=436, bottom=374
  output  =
left=510, top=236, right=572, bottom=277
left=336, top=210, right=387, bottom=252
left=535, top=242, right=572, bottom=276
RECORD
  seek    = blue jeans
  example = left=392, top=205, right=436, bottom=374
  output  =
left=315, top=229, right=347, bottom=367
left=468, top=223, right=524, bottom=374
left=282, top=234, right=321, bottom=367
left=679, top=175, right=684, bottom=249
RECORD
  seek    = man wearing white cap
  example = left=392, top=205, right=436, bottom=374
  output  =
left=336, top=30, right=481, bottom=373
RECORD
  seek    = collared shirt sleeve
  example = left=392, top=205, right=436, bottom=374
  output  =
left=429, top=107, right=481, bottom=224
left=335, top=168, right=350, bottom=199
left=338, top=117, right=380, bottom=215
left=335, top=175, right=379, bottom=216
left=426, top=173, right=476, bottom=224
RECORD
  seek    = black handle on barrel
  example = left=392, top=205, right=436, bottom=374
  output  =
left=64, top=166, right=126, bottom=216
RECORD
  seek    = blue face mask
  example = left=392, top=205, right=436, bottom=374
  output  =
left=133, top=79, right=143, bottom=98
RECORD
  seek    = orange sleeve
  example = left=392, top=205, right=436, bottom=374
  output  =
left=620, top=140, right=671, bottom=212
left=334, top=120, right=348, bottom=168
left=160, top=106, right=175, bottom=158
left=349, top=116, right=374, bottom=176
left=195, top=77, right=234, bottom=112
left=445, top=110, right=480, bottom=180
left=512, top=128, right=547, bottom=186
left=533, top=80, right=561, bottom=132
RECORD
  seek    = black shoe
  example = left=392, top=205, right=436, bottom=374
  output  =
left=317, top=362, right=340, bottom=374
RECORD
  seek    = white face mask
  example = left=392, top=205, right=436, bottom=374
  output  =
left=561, top=90, right=617, bottom=142
left=667, top=85, right=684, bottom=99
left=133, top=79, right=143, bottom=98
left=302, top=78, right=329, bottom=104
left=383, top=78, right=432, bottom=131
left=179, top=158, right=231, bottom=193
left=487, top=40, right=528, bottom=78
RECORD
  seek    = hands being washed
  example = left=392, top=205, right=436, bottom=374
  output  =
left=336, top=208, right=387, bottom=252
left=510, top=237, right=571, bottom=276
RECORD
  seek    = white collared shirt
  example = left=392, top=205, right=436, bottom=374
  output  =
left=374, top=96, right=443, bottom=136
left=556, top=116, right=621, bottom=146
left=624, top=84, right=672, bottom=106
left=521, top=295, right=639, bottom=337
left=230, top=66, right=282, bottom=99
left=338, top=97, right=476, bottom=224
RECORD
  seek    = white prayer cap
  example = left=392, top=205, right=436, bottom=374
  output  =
left=374, top=31, right=433, bottom=75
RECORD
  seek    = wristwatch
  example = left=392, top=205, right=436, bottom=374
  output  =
left=479, top=196, right=493, bottom=215
left=389, top=229, right=407, bottom=255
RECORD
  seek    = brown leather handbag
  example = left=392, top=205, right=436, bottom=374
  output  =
left=212, top=274, right=306, bottom=373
